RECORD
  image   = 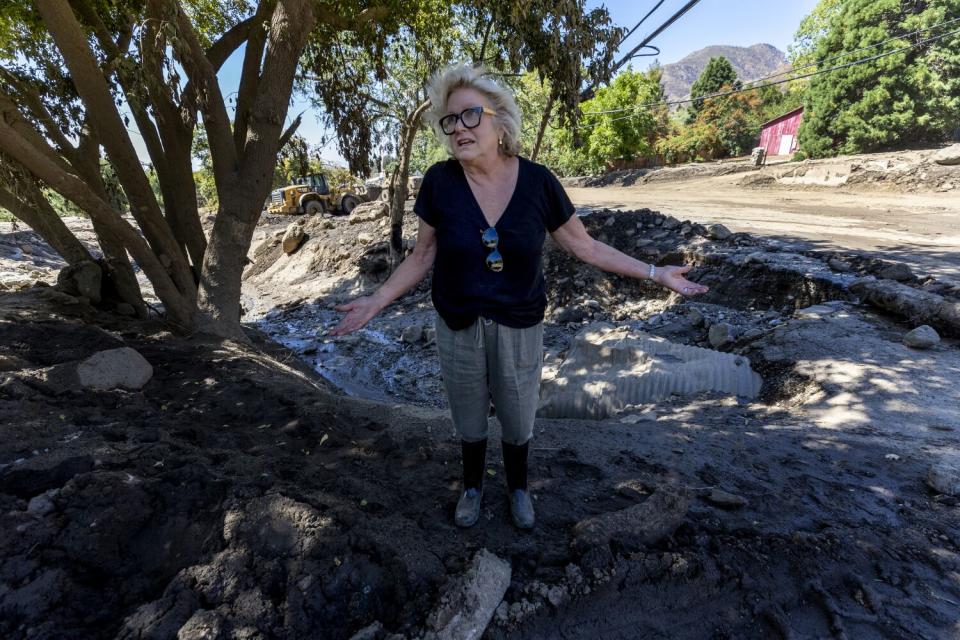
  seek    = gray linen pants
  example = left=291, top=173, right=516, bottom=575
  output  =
left=435, top=315, right=543, bottom=445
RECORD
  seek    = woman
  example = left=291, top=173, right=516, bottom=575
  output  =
left=330, top=64, right=707, bottom=530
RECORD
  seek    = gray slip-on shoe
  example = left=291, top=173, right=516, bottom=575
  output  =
left=509, top=489, right=535, bottom=530
left=455, top=487, right=483, bottom=528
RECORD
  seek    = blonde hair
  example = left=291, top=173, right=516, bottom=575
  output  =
left=425, top=64, right=522, bottom=157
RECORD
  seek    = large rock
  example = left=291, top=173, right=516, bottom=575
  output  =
left=572, top=487, right=691, bottom=553
left=401, top=324, right=424, bottom=344
left=426, top=549, right=511, bottom=640
left=933, top=144, right=960, bottom=166
left=77, top=347, right=153, bottom=391
left=903, top=325, right=940, bottom=349
left=927, top=453, right=960, bottom=496
left=877, top=263, right=913, bottom=282
left=56, top=260, right=102, bottom=303
left=281, top=222, right=306, bottom=254
left=539, top=324, right=761, bottom=419
left=708, top=322, right=734, bottom=348
left=706, top=223, right=732, bottom=240
left=350, top=201, right=389, bottom=224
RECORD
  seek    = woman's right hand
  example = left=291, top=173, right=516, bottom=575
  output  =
left=329, top=296, right=382, bottom=336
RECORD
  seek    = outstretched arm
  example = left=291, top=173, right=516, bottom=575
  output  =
left=329, top=219, right=438, bottom=335
left=550, top=214, right=709, bottom=296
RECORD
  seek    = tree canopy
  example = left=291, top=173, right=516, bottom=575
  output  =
left=0, top=0, right=621, bottom=339
left=687, top=56, right=741, bottom=123
left=798, top=0, right=960, bottom=157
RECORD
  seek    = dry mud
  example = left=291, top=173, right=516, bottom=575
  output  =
left=1, top=202, right=959, bottom=639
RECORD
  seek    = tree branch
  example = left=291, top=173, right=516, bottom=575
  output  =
left=277, top=111, right=303, bottom=149
left=158, top=0, right=239, bottom=190
left=233, top=2, right=274, bottom=159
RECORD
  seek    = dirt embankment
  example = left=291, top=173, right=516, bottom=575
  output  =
left=2, top=195, right=960, bottom=639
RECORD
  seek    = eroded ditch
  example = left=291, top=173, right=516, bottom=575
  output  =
left=249, top=207, right=874, bottom=413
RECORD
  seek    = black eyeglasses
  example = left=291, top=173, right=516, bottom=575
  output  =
left=440, top=106, right=497, bottom=135
left=481, top=227, right=503, bottom=272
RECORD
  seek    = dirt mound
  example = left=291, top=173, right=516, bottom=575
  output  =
left=740, top=150, right=960, bottom=193
left=578, top=162, right=757, bottom=188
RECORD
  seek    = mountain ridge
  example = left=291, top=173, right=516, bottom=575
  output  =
left=658, top=43, right=789, bottom=102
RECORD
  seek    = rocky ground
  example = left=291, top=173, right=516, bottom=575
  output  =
left=2, top=159, right=960, bottom=639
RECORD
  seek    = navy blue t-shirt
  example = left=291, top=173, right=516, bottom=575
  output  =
left=414, top=156, right=575, bottom=330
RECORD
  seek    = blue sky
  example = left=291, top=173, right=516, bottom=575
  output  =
left=203, top=0, right=820, bottom=168
left=594, top=0, right=820, bottom=65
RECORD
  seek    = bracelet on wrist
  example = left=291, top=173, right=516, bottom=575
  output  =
left=648, top=263, right=657, bottom=282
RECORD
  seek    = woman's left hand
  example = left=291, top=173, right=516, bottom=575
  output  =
left=655, top=265, right=709, bottom=297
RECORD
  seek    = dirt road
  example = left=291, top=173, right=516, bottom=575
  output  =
left=567, top=177, right=960, bottom=279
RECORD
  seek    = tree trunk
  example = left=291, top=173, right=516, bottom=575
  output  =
left=195, top=192, right=256, bottom=340
left=196, top=0, right=317, bottom=340
left=73, top=135, right=148, bottom=316
left=0, top=182, right=93, bottom=266
left=388, top=100, right=430, bottom=269
left=530, top=93, right=555, bottom=162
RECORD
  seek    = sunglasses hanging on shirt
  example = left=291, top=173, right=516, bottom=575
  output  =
left=481, top=227, right=503, bottom=272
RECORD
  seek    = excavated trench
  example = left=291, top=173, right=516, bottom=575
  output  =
left=252, top=208, right=863, bottom=412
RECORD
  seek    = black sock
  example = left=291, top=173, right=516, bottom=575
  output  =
left=502, top=440, right=529, bottom=491
left=461, top=439, right=487, bottom=490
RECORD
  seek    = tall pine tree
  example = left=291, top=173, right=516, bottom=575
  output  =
left=798, top=0, right=960, bottom=157
left=687, top=56, right=740, bottom=123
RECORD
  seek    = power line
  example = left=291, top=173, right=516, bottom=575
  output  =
left=580, top=23, right=960, bottom=123
left=617, top=0, right=668, bottom=47
left=581, top=0, right=704, bottom=101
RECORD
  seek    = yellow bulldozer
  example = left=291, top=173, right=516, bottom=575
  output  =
left=265, top=173, right=361, bottom=216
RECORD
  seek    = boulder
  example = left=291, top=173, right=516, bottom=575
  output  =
left=426, top=549, right=511, bottom=640
left=877, top=263, right=913, bottom=282
left=77, top=347, right=153, bottom=391
left=350, top=201, right=389, bottom=223
left=903, top=325, right=940, bottom=349
left=708, top=322, right=733, bottom=348
left=56, top=260, right=102, bottom=303
left=281, top=222, right=306, bottom=254
left=706, top=223, right=732, bottom=240
left=932, top=144, right=960, bottom=166
left=828, top=258, right=852, bottom=273
left=176, top=609, right=225, bottom=640
left=927, top=453, right=960, bottom=496
left=401, top=324, right=424, bottom=344
left=27, top=489, right=59, bottom=517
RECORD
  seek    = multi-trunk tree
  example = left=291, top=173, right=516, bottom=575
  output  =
left=0, top=0, right=620, bottom=340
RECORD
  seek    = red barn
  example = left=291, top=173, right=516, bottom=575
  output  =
left=759, top=107, right=804, bottom=157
